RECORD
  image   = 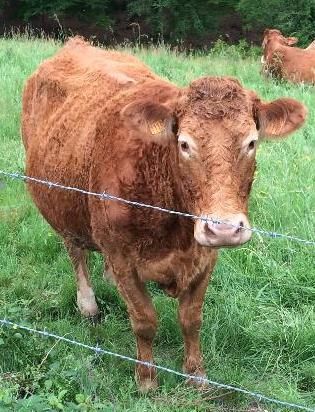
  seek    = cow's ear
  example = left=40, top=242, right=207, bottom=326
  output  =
left=255, top=98, right=307, bottom=139
left=121, top=99, right=177, bottom=144
left=262, top=29, right=270, bottom=48
left=285, top=36, right=298, bottom=46
left=263, top=28, right=271, bottom=37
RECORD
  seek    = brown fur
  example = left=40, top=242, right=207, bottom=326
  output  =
left=262, top=29, right=315, bottom=83
left=22, top=37, right=306, bottom=390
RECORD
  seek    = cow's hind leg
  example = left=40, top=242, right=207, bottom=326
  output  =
left=64, top=239, right=99, bottom=318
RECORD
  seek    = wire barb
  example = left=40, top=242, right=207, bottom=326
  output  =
left=0, top=319, right=314, bottom=412
left=0, top=169, right=314, bottom=246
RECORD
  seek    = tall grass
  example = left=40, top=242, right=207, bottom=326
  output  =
left=0, top=36, right=314, bottom=411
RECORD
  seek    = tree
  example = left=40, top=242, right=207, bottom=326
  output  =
left=128, top=0, right=238, bottom=40
left=238, top=0, right=315, bottom=45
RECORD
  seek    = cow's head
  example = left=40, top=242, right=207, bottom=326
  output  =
left=121, top=77, right=306, bottom=247
left=262, top=29, right=298, bottom=62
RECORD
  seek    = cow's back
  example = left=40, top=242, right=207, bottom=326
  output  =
left=21, top=37, right=158, bottom=247
left=22, top=37, right=156, bottom=149
left=268, top=46, right=315, bottom=83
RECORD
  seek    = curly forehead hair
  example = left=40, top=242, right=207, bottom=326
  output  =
left=180, top=77, right=249, bottom=120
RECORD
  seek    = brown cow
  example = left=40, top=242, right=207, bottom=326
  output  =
left=261, top=29, right=315, bottom=83
left=264, top=32, right=315, bottom=51
left=22, top=37, right=306, bottom=391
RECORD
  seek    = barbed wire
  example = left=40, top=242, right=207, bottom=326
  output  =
left=1, top=169, right=314, bottom=246
left=0, top=319, right=314, bottom=412
left=1, top=171, right=314, bottom=410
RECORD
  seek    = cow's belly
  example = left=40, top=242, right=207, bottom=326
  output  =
left=25, top=163, right=96, bottom=248
left=24, top=115, right=97, bottom=247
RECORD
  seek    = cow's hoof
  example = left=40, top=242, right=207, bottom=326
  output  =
left=136, top=367, right=158, bottom=393
left=187, top=377, right=209, bottom=391
left=88, top=312, right=101, bottom=325
left=184, top=368, right=209, bottom=390
left=77, top=290, right=100, bottom=318
left=138, top=377, right=159, bottom=393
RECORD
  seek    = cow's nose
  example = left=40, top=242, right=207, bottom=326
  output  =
left=194, top=213, right=252, bottom=247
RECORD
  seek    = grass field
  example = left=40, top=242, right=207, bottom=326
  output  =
left=0, top=36, right=314, bottom=411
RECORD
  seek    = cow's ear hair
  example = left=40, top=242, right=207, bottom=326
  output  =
left=121, top=100, right=177, bottom=143
left=285, top=36, right=298, bottom=46
left=255, top=98, right=307, bottom=139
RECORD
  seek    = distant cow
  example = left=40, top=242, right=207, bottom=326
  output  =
left=22, top=37, right=306, bottom=391
left=261, top=30, right=315, bottom=59
left=261, top=29, right=315, bottom=83
left=266, top=33, right=315, bottom=51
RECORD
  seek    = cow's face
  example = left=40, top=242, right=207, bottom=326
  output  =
left=121, top=77, right=306, bottom=248
left=176, top=77, right=306, bottom=247
left=175, top=77, right=258, bottom=247
left=262, top=29, right=298, bottom=62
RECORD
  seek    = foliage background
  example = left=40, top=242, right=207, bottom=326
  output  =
left=1, top=0, right=315, bottom=46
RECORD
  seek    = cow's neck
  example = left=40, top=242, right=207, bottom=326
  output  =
left=268, top=41, right=286, bottom=57
left=134, top=141, right=189, bottom=212
left=121, top=140, right=195, bottom=251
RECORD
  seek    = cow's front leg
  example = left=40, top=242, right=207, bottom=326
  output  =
left=112, top=263, right=158, bottom=392
left=178, top=267, right=212, bottom=384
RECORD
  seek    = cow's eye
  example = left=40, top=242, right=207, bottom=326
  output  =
left=248, top=140, right=256, bottom=152
left=178, top=139, right=191, bottom=159
left=180, top=141, right=189, bottom=152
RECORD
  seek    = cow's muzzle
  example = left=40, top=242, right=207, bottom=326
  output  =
left=194, top=213, right=252, bottom=247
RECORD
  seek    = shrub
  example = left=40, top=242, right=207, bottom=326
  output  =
left=238, top=0, right=315, bottom=46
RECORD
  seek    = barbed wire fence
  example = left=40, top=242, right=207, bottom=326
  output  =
left=0, top=169, right=315, bottom=412
left=1, top=319, right=315, bottom=412
left=0, top=170, right=314, bottom=246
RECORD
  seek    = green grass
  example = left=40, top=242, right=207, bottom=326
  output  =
left=0, top=36, right=314, bottom=411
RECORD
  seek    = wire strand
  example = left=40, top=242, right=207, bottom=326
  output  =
left=0, top=170, right=314, bottom=246
left=0, top=319, right=314, bottom=411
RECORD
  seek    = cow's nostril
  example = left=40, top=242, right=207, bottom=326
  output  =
left=235, top=221, right=244, bottom=234
left=204, top=222, right=215, bottom=236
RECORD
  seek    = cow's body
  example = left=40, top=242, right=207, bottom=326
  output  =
left=22, top=37, right=306, bottom=390
left=261, top=29, right=315, bottom=83
left=23, top=38, right=213, bottom=295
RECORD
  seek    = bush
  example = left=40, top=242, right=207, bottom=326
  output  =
left=128, top=0, right=238, bottom=40
left=1, top=0, right=315, bottom=46
left=16, top=0, right=112, bottom=28
left=237, top=0, right=315, bottom=46
left=210, top=38, right=261, bottom=58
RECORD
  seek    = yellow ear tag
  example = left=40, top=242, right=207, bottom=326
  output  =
left=149, top=120, right=165, bottom=135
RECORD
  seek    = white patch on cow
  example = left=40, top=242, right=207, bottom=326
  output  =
left=178, top=132, right=198, bottom=159
left=262, top=38, right=267, bottom=49
left=77, top=287, right=99, bottom=317
left=243, top=129, right=259, bottom=156
left=261, top=55, right=266, bottom=64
